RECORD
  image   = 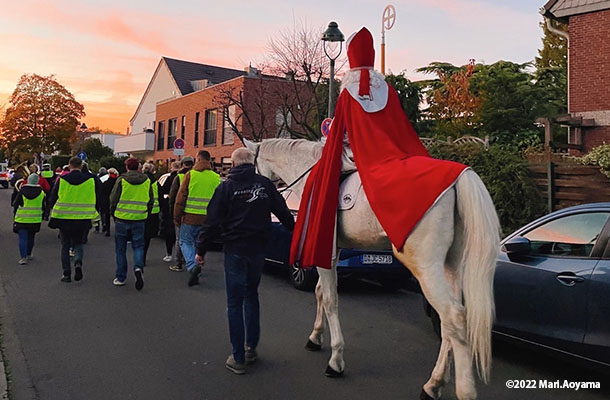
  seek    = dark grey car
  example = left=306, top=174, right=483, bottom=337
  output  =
left=426, top=202, right=610, bottom=366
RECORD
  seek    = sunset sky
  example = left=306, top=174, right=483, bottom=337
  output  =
left=0, top=0, right=542, bottom=133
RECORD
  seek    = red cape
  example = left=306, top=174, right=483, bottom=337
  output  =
left=290, top=85, right=467, bottom=269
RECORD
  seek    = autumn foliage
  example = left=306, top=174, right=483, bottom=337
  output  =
left=0, top=74, right=85, bottom=160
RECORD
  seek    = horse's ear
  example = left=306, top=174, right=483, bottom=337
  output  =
left=243, top=139, right=260, bottom=153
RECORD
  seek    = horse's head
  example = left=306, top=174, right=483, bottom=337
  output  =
left=243, top=139, right=280, bottom=182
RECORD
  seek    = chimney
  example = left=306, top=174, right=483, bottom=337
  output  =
left=245, top=64, right=260, bottom=77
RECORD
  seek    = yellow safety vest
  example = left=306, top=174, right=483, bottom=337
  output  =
left=51, top=178, right=97, bottom=220
left=41, top=170, right=53, bottom=179
left=184, top=170, right=220, bottom=215
left=114, top=178, right=151, bottom=221
left=178, top=173, right=185, bottom=186
left=151, top=181, right=160, bottom=214
left=15, top=191, right=45, bottom=223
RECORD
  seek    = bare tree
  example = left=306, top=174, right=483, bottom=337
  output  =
left=217, top=19, right=346, bottom=143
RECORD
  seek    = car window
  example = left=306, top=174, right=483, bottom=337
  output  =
left=523, top=212, right=609, bottom=257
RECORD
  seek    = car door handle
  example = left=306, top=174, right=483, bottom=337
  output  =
left=556, top=273, right=585, bottom=287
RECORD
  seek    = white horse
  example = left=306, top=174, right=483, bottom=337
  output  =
left=245, top=138, right=500, bottom=400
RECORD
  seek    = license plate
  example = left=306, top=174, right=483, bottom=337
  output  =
left=361, top=254, right=393, bottom=264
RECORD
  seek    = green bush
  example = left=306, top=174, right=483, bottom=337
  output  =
left=577, top=143, right=610, bottom=177
left=428, top=143, right=546, bottom=236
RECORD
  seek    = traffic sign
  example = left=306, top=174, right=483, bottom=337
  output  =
left=321, top=118, right=333, bottom=137
left=77, top=151, right=87, bottom=160
left=173, top=148, right=185, bottom=156
left=174, top=138, right=185, bottom=149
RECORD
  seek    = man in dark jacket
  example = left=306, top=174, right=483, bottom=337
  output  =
left=99, top=168, right=119, bottom=236
left=159, top=161, right=180, bottom=261
left=109, top=158, right=153, bottom=290
left=48, top=157, right=101, bottom=282
left=196, top=148, right=294, bottom=375
left=142, top=162, right=160, bottom=266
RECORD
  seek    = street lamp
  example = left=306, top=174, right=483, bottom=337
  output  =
left=79, top=122, right=88, bottom=151
left=322, top=21, right=344, bottom=118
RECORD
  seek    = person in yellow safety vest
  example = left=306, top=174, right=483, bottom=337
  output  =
left=48, top=157, right=101, bottom=283
left=41, top=163, right=56, bottom=188
left=168, top=156, right=194, bottom=272
left=174, top=150, right=220, bottom=286
left=109, top=158, right=153, bottom=291
left=142, top=162, right=160, bottom=266
left=13, top=174, right=47, bottom=265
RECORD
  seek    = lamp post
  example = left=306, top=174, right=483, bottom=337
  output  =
left=322, top=21, right=344, bottom=118
left=79, top=122, right=88, bottom=151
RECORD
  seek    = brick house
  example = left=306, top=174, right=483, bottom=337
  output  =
left=542, top=0, right=610, bottom=152
left=154, top=68, right=304, bottom=173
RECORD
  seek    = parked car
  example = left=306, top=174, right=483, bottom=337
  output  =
left=265, top=189, right=411, bottom=291
left=424, top=203, right=610, bottom=367
left=0, top=163, right=8, bottom=188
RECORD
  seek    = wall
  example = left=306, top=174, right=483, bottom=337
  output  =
left=130, top=61, right=180, bottom=136
left=569, top=9, right=610, bottom=150
left=153, top=75, right=301, bottom=169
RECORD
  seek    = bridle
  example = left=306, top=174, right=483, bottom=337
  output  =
left=252, top=144, right=315, bottom=194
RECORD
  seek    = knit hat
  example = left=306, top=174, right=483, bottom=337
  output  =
left=125, top=157, right=140, bottom=171
left=27, top=174, right=39, bottom=186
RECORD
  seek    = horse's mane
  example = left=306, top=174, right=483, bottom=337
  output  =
left=261, top=138, right=324, bottom=160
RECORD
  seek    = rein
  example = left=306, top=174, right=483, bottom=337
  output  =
left=252, top=144, right=314, bottom=193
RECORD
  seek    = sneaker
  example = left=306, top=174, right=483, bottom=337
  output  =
left=74, top=264, right=83, bottom=282
left=169, top=264, right=184, bottom=272
left=225, top=355, right=245, bottom=375
left=113, top=278, right=126, bottom=286
left=162, top=255, right=173, bottom=262
left=245, top=346, right=258, bottom=364
left=135, top=269, right=144, bottom=291
left=188, top=265, right=201, bottom=287
left=18, top=258, right=28, bottom=265
left=69, top=249, right=75, bottom=257
left=27, top=254, right=33, bottom=261
left=104, top=231, right=110, bottom=237
left=61, top=275, right=71, bottom=283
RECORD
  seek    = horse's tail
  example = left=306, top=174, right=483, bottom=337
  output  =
left=455, top=169, right=500, bottom=383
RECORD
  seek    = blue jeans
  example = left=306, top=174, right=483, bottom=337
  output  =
left=179, top=223, right=202, bottom=272
left=59, top=228, right=85, bottom=276
left=114, top=220, right=145, bottom=282
left=17, top=229, right=36, bottom=258
left=224, top=252, right=265, bottom=363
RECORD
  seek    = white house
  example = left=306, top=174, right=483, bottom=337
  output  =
left=115, top=57, right=245, bottom=159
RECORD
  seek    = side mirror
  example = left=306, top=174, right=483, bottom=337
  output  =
left=502, top=236, right=531, bottom=256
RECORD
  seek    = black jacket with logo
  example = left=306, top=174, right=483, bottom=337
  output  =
left=196, top=164, right=294, bottom=256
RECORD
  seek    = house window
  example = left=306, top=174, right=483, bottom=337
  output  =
left=223, top=105, right=236, bottom=145
left=181, top=115, right=186, bottom=139
left=204, top=109, right=217, bottom=146
left=157, top=121, right=165, bottom=151
left=276, top=109, right=292, bottom=138
left=167, top=118, right=177, bottom=149
left=194, top=112, right=200, bottom=147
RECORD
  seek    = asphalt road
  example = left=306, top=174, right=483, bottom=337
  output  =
left=0, top=188, right=608, bottom=400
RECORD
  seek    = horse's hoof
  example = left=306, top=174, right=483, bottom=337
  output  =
left=305, top=339, right=322, bottom=352
left=324, top=365, right=344, bottom=378
left=420, top=389, right=435, bottom=400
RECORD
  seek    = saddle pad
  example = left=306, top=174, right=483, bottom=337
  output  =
left=338, top=172, right=362, bottom=211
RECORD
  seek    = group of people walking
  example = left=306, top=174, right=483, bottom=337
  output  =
left=10, top=147, right=295, bottom=374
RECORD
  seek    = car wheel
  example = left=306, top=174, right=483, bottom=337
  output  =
left=289, top=263, right=317, bottom=292
left=0, top=181, right=7, bottom=189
